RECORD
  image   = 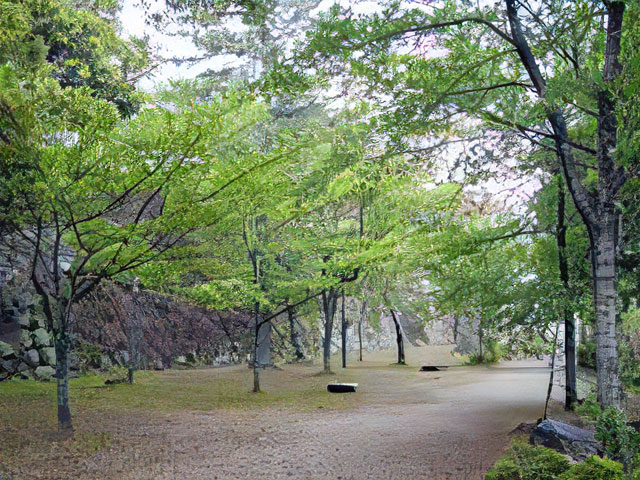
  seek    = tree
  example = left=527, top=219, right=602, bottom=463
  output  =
left=294, top=0, right=640, bottom=407
left=0, top=58, right=301, bottom=432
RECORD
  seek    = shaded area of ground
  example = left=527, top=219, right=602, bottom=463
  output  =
left=1, top=346, right=551, bottom=479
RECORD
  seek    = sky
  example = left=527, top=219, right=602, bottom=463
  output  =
left=118, top=0, right=543, bottom=210
left=119, top=1, right=235, bottom=90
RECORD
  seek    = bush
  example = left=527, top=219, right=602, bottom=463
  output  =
left=577, top=396, right=640, bottom=471
left=595, top=407, right=640, bottom=468
left=579, top=340, right=597, bottom=369
left=469, top=339, right=505, bottom=365
left=559, top=456, right=623, bottom=480
left=485, top=440, right=570, bottom=480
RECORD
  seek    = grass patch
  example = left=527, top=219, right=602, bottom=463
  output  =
left=0, top=364, right=360, bottom=420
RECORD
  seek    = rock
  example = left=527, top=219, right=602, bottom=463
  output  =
left=40, top=347, right=56, bottom=366
left=29, top=316, right=45, bottom=330
left=1, top=358, right=19, bottom=372
left=0, top=341, right=15, bottom=358
left=530, top=419, right=601, bottom=461
left=0, top=370, right=8, bottom=380
left=34, top=365, right=55, bottom=379
left=17, top=314, right=30, bottom=327
left=16, top=361, right=30, bottom=372
left=20, top=329, right=33, bottom=348
left=23, top=349, right=40, bottom=367
left=32, top=328, right=51, bottom=347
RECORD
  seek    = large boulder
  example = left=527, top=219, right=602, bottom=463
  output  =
left=34, top=365, right=55, bottom=379
left=20, top=329, right=33, bottom=348
left=40, top=347, right=56, bottom=366
left=0, top=341, right=15, bottom=359
left=23, top=349, right=40, bottom=367
left=32, top=328, right=51, bottom=347
left=530, top=419, right=602, bottom=461
left=16, top=314, right=30, bottom=328
left=1, top=357, right=19, bottom=372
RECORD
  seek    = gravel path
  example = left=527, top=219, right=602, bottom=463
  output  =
left=87, top=352, right=550, bottom=480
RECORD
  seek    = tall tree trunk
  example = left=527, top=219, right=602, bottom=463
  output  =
left=322, top=288, right=337, bottom=373
left=478, top=320, right=484, bottom=363
left=253, top=301, right=261, bottom=393
left=556, top=176, right=577, bottom=409
left=288, top=307, right=304, bottom=361
left=593, top=212, right=622, bottom=407
left=358, top=299, right=366, bottom=362
left=54, top=329, right=73, bottom=436
left=358, top=320, right=363, bottom=362
left=389, top=309, right=405, bottom=365
left=505, top=0, right=626, bottom=407
left=341, top=290, right=347, bottom=368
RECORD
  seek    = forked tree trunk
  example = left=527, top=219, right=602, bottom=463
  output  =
left=593, top=211, right=622, bottom=407
left=505, top=0, right=626, bottom=407
left=389, top=309, right=405, bottom=365
left=54, top=330, right=73, bottom=436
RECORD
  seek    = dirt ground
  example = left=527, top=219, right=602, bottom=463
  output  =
left=2, top=346, right=554, bottom=480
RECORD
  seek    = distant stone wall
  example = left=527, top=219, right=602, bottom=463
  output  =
left=0, top=274, right=253, bottom=379
left=75, top=283, right=252, bottom=370
left=325, top=298, right=459, bottom=354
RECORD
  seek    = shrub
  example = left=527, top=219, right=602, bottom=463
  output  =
left=559, top=456, right=623, bottom=480
left=578, top=340, right=597, bottom=369
left=595, top=407, right=640, bottom=468
left=485, top=440, right=570, bottom=480
left=469, top=339, right=505, bottom=365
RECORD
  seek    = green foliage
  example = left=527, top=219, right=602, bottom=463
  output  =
left=620, top=305, right=640, bottom=390
left=0, top=0, right=150, bottom=117
left=579, top=340, right=598, bottom=369
left=577, top=396, right=640, bottom=470
left=559, top=456, right=624, bottom=480
left=468, top=339, right=504, bottom=365
left=595, top=407, right=640, bottom=468
left=484, top=440, right=570, bottom=480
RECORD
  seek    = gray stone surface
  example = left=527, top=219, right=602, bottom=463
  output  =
left=0, top=341, right=15, bottom=358
left=32, top=328, right=51, bottom=347
left=40, top=347, right=56, bottom=366
left=34, top=365, right=55, bottom=379
left=20, top=329, right=33, bottom=348
left=24, top=349, right=40, bottom=367
left=530, top=419, right=601, bottom=461
left=16, top=314, right=30, bottom=327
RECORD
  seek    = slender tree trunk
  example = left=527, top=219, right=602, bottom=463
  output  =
left=253, top=301, right=260, bottom=393
left=544, top=324, right=561, bottom=420
left=54, top=329, right=73, bottom=436
left=288, top=307, right=304, bottom=361
left=593, top=212, right=622, bottom=407
left=556, top=176, right=577, bottom=409
left=322, top=288, right=337, bottom=373
left=389, top=309, right=405, bottom=365
left=358, top=299, right=366, bottom=362
left=341, top=290, right=347, bottom=368
left=358, top=320, right=363, bottom=361
left=478, top=320, right=484, bottom=363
